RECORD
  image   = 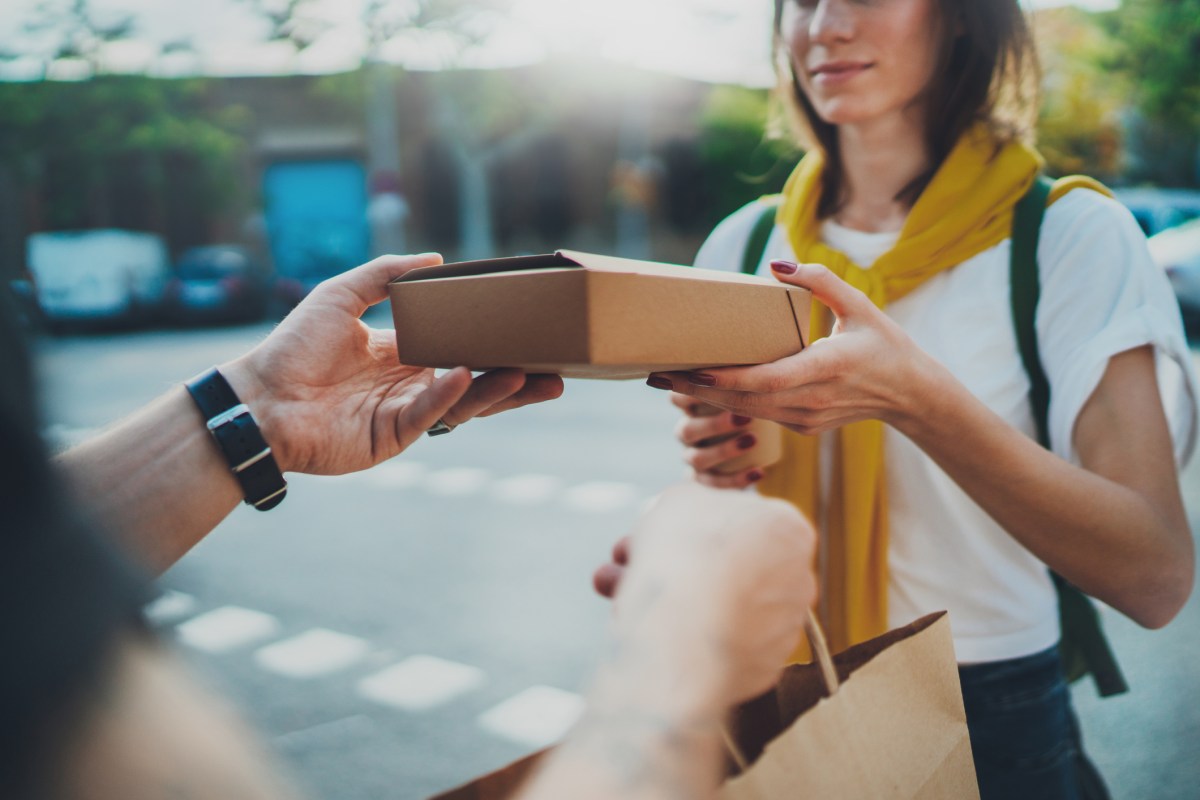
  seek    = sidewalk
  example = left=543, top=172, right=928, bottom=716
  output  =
left=1070, top=400, right=1200, bottom=798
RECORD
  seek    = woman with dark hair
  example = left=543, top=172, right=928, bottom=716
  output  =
left=646, top=1, right=1198, bottom=797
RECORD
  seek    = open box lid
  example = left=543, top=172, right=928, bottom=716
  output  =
left=390, top=249, right=788, bottom=287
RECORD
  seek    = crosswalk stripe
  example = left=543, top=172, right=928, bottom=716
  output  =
left=478, top=686, right=585, bottom=748
left=424, top=467, right=492, bottom=497
left=175, top=606, right=282, bottom=654
left=489, top=473, right=563, bottom=505
left=357, top=655, right=486, bottom=711
left=254, top=628, right=371, bottom=679
left=561, top=481, right=639, bottom=513
left=144, top=589, right=198, bottom=624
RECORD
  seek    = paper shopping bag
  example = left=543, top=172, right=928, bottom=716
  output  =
left=721, top=611, right=978, bottom=799
left=430, top=611, right=976, bottom=800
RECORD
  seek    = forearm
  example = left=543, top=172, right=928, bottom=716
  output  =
left=55, top=384, right=243, bottom=575
left=894, top=356, right=1192, bottom=627
left=519, top=657, right=725, bottom=800
left=62, top=634, right=300, bottom=800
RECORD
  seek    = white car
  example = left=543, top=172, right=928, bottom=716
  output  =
left=28, top=230, right=170, bottom=328
left=1147, top=218, right=1200, bottom=329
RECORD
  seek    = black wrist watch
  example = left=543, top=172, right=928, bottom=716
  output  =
left=185, top=367, right=288, bottom=511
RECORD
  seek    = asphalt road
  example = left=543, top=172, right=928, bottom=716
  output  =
left=32, top=315, right=1200, bottom=800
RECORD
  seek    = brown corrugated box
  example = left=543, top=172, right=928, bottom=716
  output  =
left=388, top=250, right=810, bottom=379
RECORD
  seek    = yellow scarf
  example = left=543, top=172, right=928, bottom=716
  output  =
left=759, top=124, right=1110, bottom=658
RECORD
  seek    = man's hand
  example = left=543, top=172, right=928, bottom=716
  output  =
left=221, top=254, right=564, bottom=474
left=599, top=483, right=817, bottom=711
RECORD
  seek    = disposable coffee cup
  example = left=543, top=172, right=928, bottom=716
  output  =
left=693, top=407, right=783, bottom=476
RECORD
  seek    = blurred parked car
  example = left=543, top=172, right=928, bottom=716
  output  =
left=1114, top=188, right=1200, bottom=238
left=28, top=230, right=170, bottom=331
left=1147, top=218, right=1200, bottom=330
left=6, top=275, right=43, bottom=331
left=163, top=245, right=270, bottom=325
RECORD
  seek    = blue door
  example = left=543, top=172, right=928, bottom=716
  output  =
left=263, top=160, right=370, bottom=281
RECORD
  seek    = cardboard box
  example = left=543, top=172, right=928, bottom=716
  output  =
left=388, top=250, right=810, bottom=379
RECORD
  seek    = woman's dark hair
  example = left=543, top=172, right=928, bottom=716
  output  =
left=771, top=0, right=1040, bottom=218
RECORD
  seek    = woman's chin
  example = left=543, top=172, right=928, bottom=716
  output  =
left=812, top=101, right=876, bottom=128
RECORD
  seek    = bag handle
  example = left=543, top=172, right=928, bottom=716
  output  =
left=720, top=610, right=839, bottom=777
left=805, top=610, right=840, bottom=696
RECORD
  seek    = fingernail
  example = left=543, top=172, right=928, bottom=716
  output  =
left=747, top=469, right=765, bottom=482
left=688, top=373, right=717, bottom=387
left=771, top=260, right=798, bottom=274
left=736, top=434, right=756, bottom=450
left=732, top=415, right=753, bottom=426
left=647, top=375, right=673, bottom=391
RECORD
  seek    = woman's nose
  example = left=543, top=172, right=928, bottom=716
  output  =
left=808, top=0, right=856, bottom=44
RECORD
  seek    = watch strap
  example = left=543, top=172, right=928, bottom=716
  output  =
left=185, top=368, right=287, bottom=511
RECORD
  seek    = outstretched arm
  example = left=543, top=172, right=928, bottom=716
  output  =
left=57, top=254, right=564, bottom=574
left=650, top=260, right=1193, bottom=629
left=521, top=483, right=817, bottom=800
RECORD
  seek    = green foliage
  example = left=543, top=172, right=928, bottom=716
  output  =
left=1101, top=0, right=1200, bottom=134
left=1034, top=8, right=1125, bottom=180
left=0, top=76, right=250, bottom=229
left=695, top=85, right=798, bottom=229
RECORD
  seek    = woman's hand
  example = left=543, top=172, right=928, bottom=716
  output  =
left=648, top=261, right=940, bottom=435
left=221, top=254, right=565, bottom=475
left=669, top=394, right=773, bottom=489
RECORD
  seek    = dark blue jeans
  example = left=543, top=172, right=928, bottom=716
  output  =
left=959, top=646, right=1111, bottom=800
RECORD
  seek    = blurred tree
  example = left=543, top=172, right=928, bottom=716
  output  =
left=0, top=77, right=249, bottom=237
left=1101, top=0, right=1200, bottom=185
left=0, top=0, right=251, bottom=264
left=1033, top=7, right=1125, bottom=182
left=236, top=0, right=504, bottom=257
left=21, top=0, right=135, bottom=75
left=1103, top=0, right=1200, bottom=133
left=686, top=85, right=797, bottom=232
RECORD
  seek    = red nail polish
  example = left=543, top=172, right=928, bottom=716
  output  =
left=736, top=434, right=756, bottom=450
left=647, top=375, right=673, bottom=391
left=747, top=469, right=765, bottom=482
left=771, top=260, right=798, bottom=275
left=732, top=415, right=753, bottom=426
left=688, top=373, right=717, bottom=387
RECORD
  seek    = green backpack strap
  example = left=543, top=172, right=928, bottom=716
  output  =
left=741, top=197, right=782, bottom=275
left=1010, top=175, right=1129, bottom=697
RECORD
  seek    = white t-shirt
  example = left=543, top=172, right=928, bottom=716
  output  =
left=695, top=190, right=1199, bottom=663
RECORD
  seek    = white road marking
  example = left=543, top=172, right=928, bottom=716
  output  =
left=489, top=474, right=563, bottom=505
left=357, top=655, right=485, bottom=711
left=424, top=467, right=492, bottom=497
left=361, top=461, right=428, bottom=489
left=175, top=606, right=281, bottom=654
left=561, top=481, right=639, bottom=513
left=144, top=590, right=198, bottom=624
left=478, top=686, right=585, bottom=749
left=254, top=628, right=371, bottom=679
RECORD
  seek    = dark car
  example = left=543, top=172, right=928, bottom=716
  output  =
left=1113, top=188, right=1200, bottom=238
left=164, top=246, right=270, bottom=325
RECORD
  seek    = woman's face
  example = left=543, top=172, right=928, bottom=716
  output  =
left=781, top=0, right=945, bottom=129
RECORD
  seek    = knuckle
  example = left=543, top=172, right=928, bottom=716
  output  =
left=763, top=372, right=791, bottom=394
